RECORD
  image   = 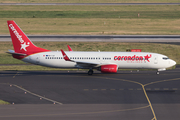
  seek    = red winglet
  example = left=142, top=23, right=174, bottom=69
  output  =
left=61, top=49, right=71, bottom=61
left=67, top=45, right=73, bottom=51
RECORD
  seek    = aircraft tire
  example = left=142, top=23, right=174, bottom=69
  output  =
left=88, top=70, right=93, bottom=75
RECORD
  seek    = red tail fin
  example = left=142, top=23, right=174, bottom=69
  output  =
left=7, top=20, right=50, bottom=55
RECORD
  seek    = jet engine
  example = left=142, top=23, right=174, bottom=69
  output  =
left=99, top=64, right=118, bottom=73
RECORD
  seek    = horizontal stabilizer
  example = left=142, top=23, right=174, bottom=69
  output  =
left=6, top=49, right=27, bottom=56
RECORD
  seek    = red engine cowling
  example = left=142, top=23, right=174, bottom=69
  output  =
left=100, top=64, right=118, bottom=73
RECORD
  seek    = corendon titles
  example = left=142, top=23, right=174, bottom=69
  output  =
left=114, top=54, right=152, bottom=62
left=9, top=24, right=24, bottom=43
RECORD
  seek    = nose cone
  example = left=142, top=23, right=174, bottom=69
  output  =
left=171, top=60, right=176, bottom=66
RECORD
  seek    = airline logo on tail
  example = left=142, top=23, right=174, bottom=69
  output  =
left=20, top=42, right=30, bottom=51
left=9, top=24, right=30, bottom=51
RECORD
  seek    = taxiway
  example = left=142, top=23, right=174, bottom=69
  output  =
left=0, top=68, right=180, bottom=120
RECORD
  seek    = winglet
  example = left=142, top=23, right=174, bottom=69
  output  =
left=61, top=49, right=71, bottom=61
left=67, top=45, right=73, bottom=51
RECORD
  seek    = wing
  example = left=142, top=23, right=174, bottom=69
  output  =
left=60, top=49, right=112, bottom=68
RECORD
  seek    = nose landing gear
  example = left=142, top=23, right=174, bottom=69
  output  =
left=157, top=68, right=166, bottom=75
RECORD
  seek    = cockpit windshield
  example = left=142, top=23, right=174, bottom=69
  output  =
left=162, top=57, right=169, bottom=60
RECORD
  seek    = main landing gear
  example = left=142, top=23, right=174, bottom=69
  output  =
left=88, top=69, right=93, bottom=75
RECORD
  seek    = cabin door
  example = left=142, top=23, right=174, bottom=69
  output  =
left=154, top=55, right=158, bottom=64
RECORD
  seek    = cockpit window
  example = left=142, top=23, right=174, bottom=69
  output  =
left=162, top=57, right=169, bottom=60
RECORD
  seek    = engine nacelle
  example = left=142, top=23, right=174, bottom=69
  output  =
left=100, top=64, right=118, bottom=73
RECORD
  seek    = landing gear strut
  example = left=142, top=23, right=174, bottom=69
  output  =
left=88, top=69, right=93, bottom=75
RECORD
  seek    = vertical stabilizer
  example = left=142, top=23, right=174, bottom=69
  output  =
left=7, top=20, right=50, bottom=55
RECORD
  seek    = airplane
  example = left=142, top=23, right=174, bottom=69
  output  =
left=7, top=20, right=176, bottom=75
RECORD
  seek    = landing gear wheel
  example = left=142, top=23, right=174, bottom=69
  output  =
left=156, top=71, right=159, bottom=75
left=88, top=70, right=93, bottom=75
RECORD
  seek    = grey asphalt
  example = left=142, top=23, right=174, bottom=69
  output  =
left=0, top=3, right=180, bottom=5
left=1, top=35, right=180, bottom=44
left=0, top=68, right=180, bottom=120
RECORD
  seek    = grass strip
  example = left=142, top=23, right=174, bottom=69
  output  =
left=0, top=11, right=179, bottom=19
left=0, top=65, right=175, bottom=71
left=1, top=18, right=180, bottom=35
left=0, top=65, right=75, bottom=71
left=0, top=100, right=10, bottom=105
left=0, top=0, right=179, bottom=3
left=1, top=5, right=180, bottom=11
left=0, top=5, right=179, bottom=35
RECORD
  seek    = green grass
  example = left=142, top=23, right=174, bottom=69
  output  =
left=0, top=0, right=179, bottom=3
left=2, top=18, right=180, bottom=35
left=0, top=65, right=77, bottom=71
left=0, top=5, right=179, bottom=35
left=0, top=5, right=180, bottom=35
left=1, top=5, right=180, bottom=11
left=0, top=100, right=10, bottom=105
left=0, top=5, right=179, bottom=19
left=1, top=10, right=180, bottom=19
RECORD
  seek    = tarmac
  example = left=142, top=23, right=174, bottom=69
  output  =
left=0, top=68, right=180, bottom=120
left=1, top=35, right=180, bottom=42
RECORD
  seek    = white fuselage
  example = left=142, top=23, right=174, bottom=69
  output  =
left=22, top=51, right=176, bottom=70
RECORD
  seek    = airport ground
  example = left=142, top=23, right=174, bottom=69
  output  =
left=0, top=2, right=180, bottom=120
left=0, top=68, right=180, bottom=120
left=0, top=0, right=180, bottom=3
